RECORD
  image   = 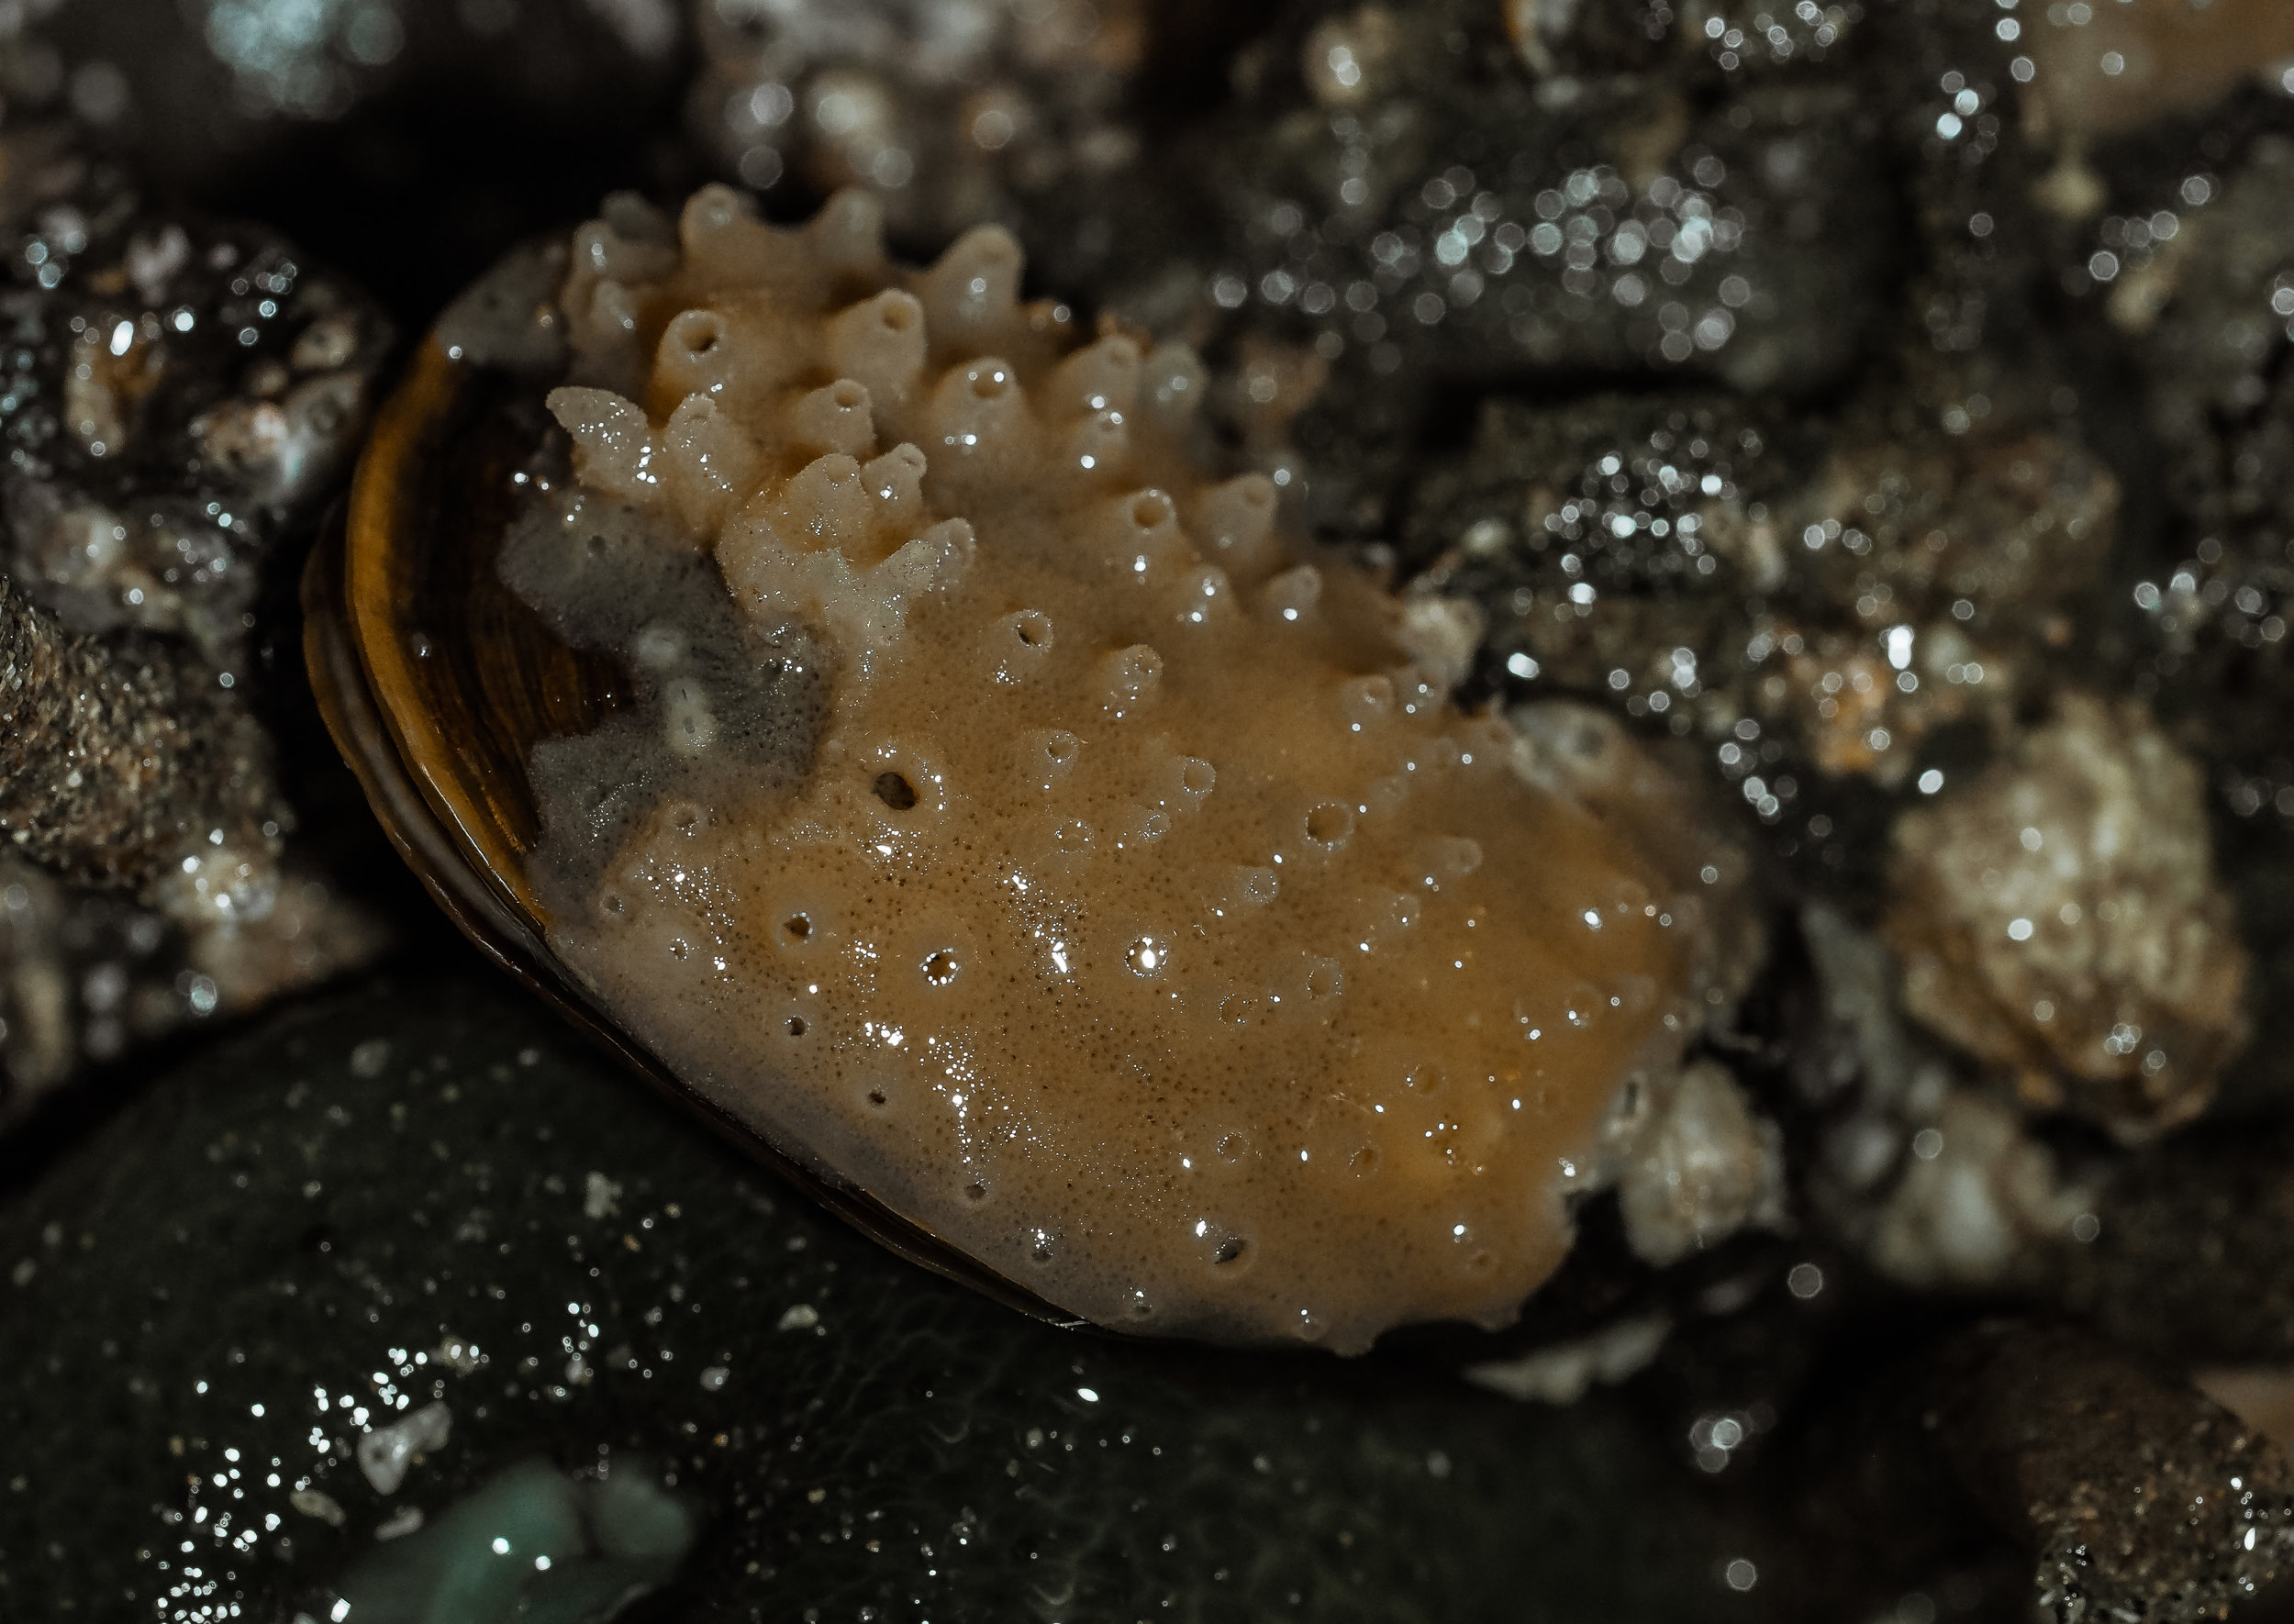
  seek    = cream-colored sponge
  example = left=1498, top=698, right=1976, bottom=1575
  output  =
left=518, top=184, right=1725, bottom=1351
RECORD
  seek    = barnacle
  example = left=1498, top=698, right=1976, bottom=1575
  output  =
left=508, top=185, right=1748, bottom=1351
left=1886, top=694, right=2250, bottom=1140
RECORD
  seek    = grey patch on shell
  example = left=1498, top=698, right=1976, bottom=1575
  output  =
left=498, top=486, right=830, bottom=911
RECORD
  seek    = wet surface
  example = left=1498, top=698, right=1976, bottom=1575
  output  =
left=0, top=969, right=1769, bottom=1622
left=5, top=0, right=2294, bottom=1618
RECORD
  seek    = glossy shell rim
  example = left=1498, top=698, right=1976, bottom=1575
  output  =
left=303, top=334, right=1088, bottom=1335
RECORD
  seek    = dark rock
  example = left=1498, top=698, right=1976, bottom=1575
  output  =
left=32, top=0, right=690, bottom=334
left=1866, top=0, right=2076, bottom=432
left=1396, top=380, right=2121, bottom=903
left=0, top=150, right=391, bottom=667
left=1749, top=1327, right=2029, bottom=1624
left=1743, top=1318, right=2294, bottom=1624
left=1197, top=0, right=1897, bottom=488
left=2212, top=808, right=2294, bottom=1119
left=2088, top=107, right=2294, bottom=1127
left=0, top=150, right=394, bottom=1128
left=44, top=0, right=685, bottom=206
left=2059, top=1124, right=2294, bottom=1366
left=996, top=0, right=1901, bottom=544
left=2124, top=130, right=2294, bottom=769
left=1399, top=389, right=1813, bottom=727
left=1932, top=1321, right=2294, bottom=1623
left=0, top=571, right=278, bottom=895
left=0, top=967, right=1770, bottom=1621
left=687, top=0, right=1150, bottom=257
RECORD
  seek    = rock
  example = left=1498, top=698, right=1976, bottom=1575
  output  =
left=679, top=1, right=1271, bottom=306
left=687, top=0, right=1142, bottom=239
left=1932, top=1321, right=2294, bottom=1624
left=2211, top=807, right=2294, bottom=1119
left=330, top=1459, right=696, bottom=1623
left=2059, top=1123, right=2294, bottom=1366
left=1754, top=1318, right=2294, bottom=1624
left=1612, top=1060, right=1785, bottom=1270
left=0, top=154, right=391, bottom=664
left=1795, top=903, right=2100, bottom=1293
left=0, top=852, right=388, bottom=1131
left=1402, top=390, right=1814, bottom=744
left=0, top=968, right=1766, bottom=1620
left=0, top=150, right=395, bottom=1128
left=41, top=0, right=685, bottom=211
left=1859, top=1086, right=2093, bottom=1292
left=2096, top=123, right=2294, bottom=1129
left=2133, top=133, right=2294, bottom=513
left=18, top=0, right=694, bottom=340
left=1885, top=693, right=2250, bottom=1140
left=1396, top=382, right=2122, bottom=940
left=1751, top=1330, right=2033, bottom=1623
left=1409, top=391, right=2117, bottom=779
left=1155, top=0, right=1905, bottom=540
left=1205, top=0, right=1896, bottom=393
left=2125, top=134, right=2294, bottom=771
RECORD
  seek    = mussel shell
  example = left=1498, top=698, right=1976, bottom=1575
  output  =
left=303, top=335, right=1086, bottom=1331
